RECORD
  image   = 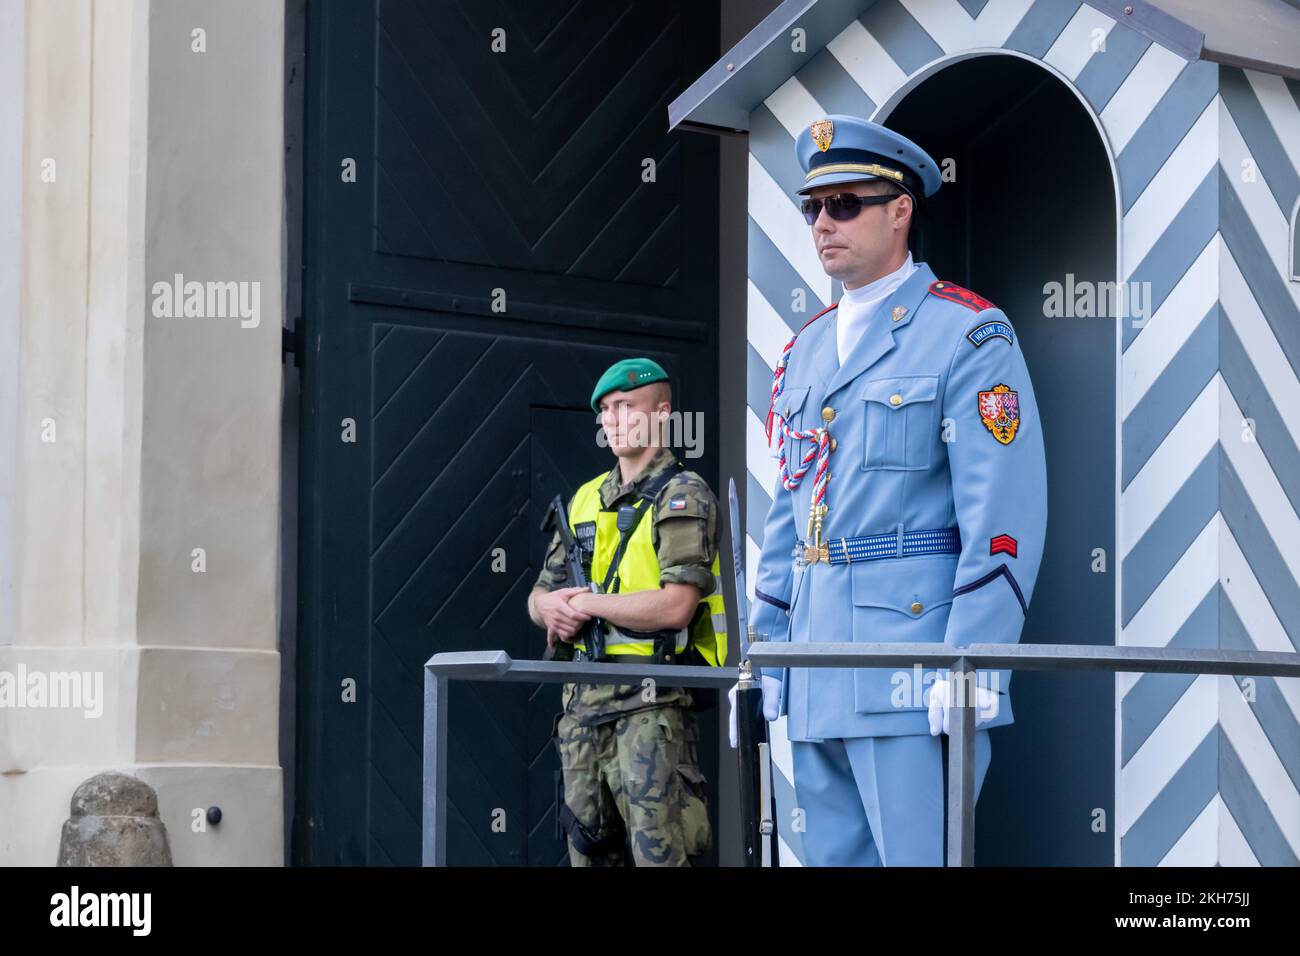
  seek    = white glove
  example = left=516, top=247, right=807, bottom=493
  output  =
left=728, top=676, right=782, bottom=748
left=927, top=676, right=999, bottom=736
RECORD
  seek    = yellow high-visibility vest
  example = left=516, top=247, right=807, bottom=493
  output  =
left=567, top=469, right=727, bottom=666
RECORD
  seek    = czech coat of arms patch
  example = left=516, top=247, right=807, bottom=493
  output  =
left=978, top=383, right=1020, bottom=445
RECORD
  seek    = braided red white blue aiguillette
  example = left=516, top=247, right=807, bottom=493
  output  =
left=764, top=305, right=837, bottom=512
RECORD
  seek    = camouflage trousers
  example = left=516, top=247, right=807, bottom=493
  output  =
left=554, top=704, right=712, bottom=867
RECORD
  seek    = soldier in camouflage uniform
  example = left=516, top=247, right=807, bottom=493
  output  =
left=528, top=357, right=725, bottom=867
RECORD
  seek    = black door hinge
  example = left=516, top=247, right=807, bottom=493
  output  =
left=282, top=320, right=303, bottom=368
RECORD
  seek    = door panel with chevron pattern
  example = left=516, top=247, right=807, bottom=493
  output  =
left=297, top=0, right=721, bottom=865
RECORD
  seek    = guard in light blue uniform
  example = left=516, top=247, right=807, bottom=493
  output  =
left=746, top=115, right=1048, bottom=866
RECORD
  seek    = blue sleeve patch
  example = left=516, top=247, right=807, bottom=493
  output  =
left=967, top=320, right=1014, bottom=348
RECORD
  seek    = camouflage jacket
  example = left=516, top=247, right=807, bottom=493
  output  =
left=534, top=446, right=721, bottom=724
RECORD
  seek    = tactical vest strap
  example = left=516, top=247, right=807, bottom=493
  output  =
left=599, top=460, right=683, bottom=595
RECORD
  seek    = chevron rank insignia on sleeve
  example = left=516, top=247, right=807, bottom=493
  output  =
left=990, top=534, right=1018, bottom=558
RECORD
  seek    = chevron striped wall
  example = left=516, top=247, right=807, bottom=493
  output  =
left=1120, top=65, right=1300, bottom=867
left=741, top=0, right=1300, bottom=866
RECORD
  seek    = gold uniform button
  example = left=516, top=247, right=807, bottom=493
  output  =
left=829, top=437, right=838, bottom=451
left=821, top=406, right=836, bottom=423
left=889, top=394, right=903, bottom=406
left=911, top=602, right=923, bottom=614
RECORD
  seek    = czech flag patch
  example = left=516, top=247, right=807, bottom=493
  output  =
left=669, top=496, right=688, bottom=511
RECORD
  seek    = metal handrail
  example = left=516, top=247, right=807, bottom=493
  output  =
left=422, top=651, right=731, bottom=867
left=423, top=643, right=1300, bottom=867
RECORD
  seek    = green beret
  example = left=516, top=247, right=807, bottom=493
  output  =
left=590, top=358, right=670, bottom=412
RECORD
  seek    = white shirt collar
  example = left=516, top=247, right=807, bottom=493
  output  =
left=841, top=252, right=915, bottom=303
left=835, top=253, right=917, bottom=363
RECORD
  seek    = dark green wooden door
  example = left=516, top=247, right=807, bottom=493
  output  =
left=296, top=0, right=721, bottom=865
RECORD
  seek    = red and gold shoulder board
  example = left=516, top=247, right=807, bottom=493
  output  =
left=930, top=280, right=996, bottom=313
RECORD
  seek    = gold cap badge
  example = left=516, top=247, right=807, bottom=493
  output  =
left=810, top=118, right=834, bottom=152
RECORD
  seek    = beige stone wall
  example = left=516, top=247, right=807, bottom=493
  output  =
left=0, top=0, right=285, bottom=865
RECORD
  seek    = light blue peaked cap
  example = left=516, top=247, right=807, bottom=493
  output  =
left=794, top=114, right=942, bottom=200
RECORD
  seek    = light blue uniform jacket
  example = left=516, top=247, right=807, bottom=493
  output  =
left=750, top=261, right=1047, bottom=741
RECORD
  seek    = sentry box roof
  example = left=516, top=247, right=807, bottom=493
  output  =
left=669, top=0, right=1300, bottom=135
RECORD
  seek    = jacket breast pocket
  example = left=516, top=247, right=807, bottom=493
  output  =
left=772, top=385, right=812, bottom=468
left=861, top=375, right=939, bottom=471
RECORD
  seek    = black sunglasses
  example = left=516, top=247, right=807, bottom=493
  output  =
left=801, top=192, right=901, bottom=224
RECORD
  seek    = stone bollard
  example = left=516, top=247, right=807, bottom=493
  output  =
left=57, top=772, right=173, bottom=866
